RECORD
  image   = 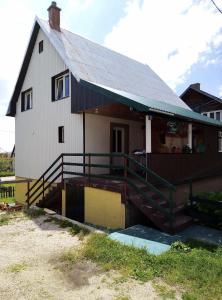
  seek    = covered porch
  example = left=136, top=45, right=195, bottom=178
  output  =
left=83, top=100, right=222, bottom=184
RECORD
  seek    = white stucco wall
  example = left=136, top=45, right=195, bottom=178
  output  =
left=15, top=29, right=83, bottom=179
left=85, top=113, right=144, bottom=155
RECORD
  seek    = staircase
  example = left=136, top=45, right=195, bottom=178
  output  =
left=37, top=183, right=62, bottom=214
left=25, top=153, right=192, bottom=234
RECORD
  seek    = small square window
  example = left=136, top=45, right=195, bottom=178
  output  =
left=58, top=126, right=64, bottom=143
left=216, top=112, right=220, bottom=121
left=21, top=88, right=33, bottom=112
left=209, top=112, right=214, bottom=119
left=39, top=40, right=43, bottom=53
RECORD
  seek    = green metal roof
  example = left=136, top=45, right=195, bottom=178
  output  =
left=80, top=79, right=222, bottom=128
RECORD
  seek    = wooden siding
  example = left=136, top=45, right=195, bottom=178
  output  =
left=15, top=29, right=83, bottom=179
left=71, top=75, right=114, bottom=113
left=147, top=125, right=222, bottom=183
left=181, top=89, right=222, bottom=113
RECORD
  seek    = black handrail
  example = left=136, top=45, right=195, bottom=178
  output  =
left=26, top=152, right=176, bottom=223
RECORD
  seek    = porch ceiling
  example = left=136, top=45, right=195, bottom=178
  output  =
left=85, top=102, right=145, bottom=121
left=80, top=79, right=222, bottom=128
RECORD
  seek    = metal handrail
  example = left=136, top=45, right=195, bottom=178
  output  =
left=26, top=152, right=176, bottom=222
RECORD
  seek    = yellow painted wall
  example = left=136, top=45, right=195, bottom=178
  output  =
left=85, top=187, right=125, bottom=229
left=15, top=176, right=51, bottom=204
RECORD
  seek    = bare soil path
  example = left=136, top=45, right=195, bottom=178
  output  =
left=0, top=213, right=180, bottom=300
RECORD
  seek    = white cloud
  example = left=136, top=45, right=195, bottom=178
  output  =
left=104, top=0, right=222, bottom=90
left=218, top=85, right=222, bottom=97
left=0, top=0, right=95, bottom=151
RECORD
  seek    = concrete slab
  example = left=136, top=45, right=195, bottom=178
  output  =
left=109, top=224, right=222, bottom=255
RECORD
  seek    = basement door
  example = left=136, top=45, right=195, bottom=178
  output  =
left=66, top=185, right=84, bottom=223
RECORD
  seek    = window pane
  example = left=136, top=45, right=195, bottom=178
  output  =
left=56, top=78, right=63, bottom=99
left=112, top=130, right=116, bottom=152
left=65, top=75, right=69, bottom=97
left=117, top=130, right=122, bottom=152
left=58, top=126, right=64, bottom=143
left=203, top=113, right=207, bottom=116
left=210, top=112, right=214, bottom=119
left=26, top=94, right=30, bottom=109
left=216, top=112, right=220, bottom=121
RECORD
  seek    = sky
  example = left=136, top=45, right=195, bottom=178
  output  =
left=0, top=0, right=222, bottom=151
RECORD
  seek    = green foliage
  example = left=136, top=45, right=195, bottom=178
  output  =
left=0, top=157, right=13, bottom=173
left=0, top=171, right=15, bottom=177
left=0, top=214, right=11, bottom=226
left=23, top=208, right=45, bottom=218
left=51, top=217, right=90, bottom=238
left=79, top=233, right=222, bottom=300
left=170, top=241, right=191, bottom=253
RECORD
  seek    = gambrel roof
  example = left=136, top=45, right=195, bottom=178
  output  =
left=7, top=17, right=190, bottom=116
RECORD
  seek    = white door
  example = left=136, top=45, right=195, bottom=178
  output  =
left=112, top=127, right=125, bottom=169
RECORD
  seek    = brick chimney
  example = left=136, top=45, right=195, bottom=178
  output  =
left=190, top=83, right=200, bottom=90
left=47, top=2, right=61, bottom=32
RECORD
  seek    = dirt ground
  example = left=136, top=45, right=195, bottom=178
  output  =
left=0, top=213, right=181, bottom=300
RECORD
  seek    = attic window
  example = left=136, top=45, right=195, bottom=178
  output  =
left=39, top=40, right=43, bottom=53
left=52, top=70, right=69, bottom=101
left=21, top=88, right=33, bottom=112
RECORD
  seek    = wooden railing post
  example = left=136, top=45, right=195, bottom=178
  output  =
left=61, top=154, right=64, bottom=187
left=42, top=175, right=45, bottom=202
left=27, top=181, right=30, bottom=208
left=123, top=155, right=128, bottom=202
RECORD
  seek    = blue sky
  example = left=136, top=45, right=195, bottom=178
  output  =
left=0, top=0, right=222, bottom=151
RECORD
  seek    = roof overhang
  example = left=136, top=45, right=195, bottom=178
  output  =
left=80, top=79, right=222, bottom=128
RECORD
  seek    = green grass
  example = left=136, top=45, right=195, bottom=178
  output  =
left=23, top=208, right=45, bottom=218
left=6, top=262, right=28, bottom=273
left=0, top=214, right=11, bottom=226
left=50, top=217, right=90, bottom=239
left=154, top=283, right=176, bottom=299
left=75, top=233, right=222, bottom=300
left=0, top=197, right=15, bottom=204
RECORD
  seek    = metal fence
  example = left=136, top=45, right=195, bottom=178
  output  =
left=0, top=186, right=15, bottom=199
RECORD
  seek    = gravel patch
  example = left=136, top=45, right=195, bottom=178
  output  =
left=0, top=214, right=180, bottom=299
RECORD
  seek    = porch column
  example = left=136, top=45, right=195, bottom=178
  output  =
left=188, top=123, right=192, bottom=151
left=145, top=115, right=152, bottom=153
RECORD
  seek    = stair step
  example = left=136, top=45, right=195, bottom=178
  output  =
left=163, top=215, right=193, bottom=234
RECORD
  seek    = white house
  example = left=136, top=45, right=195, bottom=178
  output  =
left=7, top=2, right=222, bottom=232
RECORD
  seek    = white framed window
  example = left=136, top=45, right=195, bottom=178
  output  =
left=218, top=131, right=222, bottom=152
left=21, top=88, right=33, bottom=112
left=53, top=71, right=69, bottom=101
left=202, top=111, right=222, bottom=121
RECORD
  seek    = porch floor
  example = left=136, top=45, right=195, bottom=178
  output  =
left=109, top=224, right=222, bottom=255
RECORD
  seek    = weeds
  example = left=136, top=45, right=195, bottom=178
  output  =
left=23, top=208, right=45, bottom=219
left=6, top=262, right=28, bottom=273
left=154, top=283, right=176, bottom=299
left=78, top=233, right=222, bottom=300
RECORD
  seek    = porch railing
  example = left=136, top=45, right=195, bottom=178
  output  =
left=25, top=153, right=176, bottom=222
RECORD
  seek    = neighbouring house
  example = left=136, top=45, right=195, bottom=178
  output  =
left=181, top=83, right=222, bottom=121
left=6, top=2, right=222, bottom=233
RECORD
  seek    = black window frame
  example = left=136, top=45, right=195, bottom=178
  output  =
left=39, top=40, right=43, bottom=53
left=51, top=70, right=69, bottom=101
left=21, top=88, right=33, bottom=112
left=58, top=126, right=64, bottom=143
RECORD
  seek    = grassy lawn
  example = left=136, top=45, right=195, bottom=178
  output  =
left=70, top=233, right=222, bottom=300
left=0, top=209, right=221, bottom=299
